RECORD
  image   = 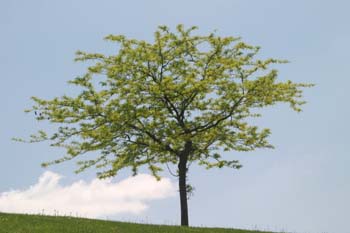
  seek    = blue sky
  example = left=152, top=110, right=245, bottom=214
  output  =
left=1, top=1, right=349, bottom=233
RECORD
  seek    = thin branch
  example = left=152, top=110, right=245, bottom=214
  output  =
left=184, top=95, right=245, bottom=135
left=166, top=162, right=178, bottom=177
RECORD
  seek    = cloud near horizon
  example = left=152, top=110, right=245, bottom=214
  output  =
left=0, top=171, right=176, bottom=218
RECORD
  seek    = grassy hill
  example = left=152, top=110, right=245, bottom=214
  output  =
left=0, top=212, right=276, bottom=233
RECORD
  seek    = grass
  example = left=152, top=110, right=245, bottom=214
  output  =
left=0, top=212, right=278, bottom=233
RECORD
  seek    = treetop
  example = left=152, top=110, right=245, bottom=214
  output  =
left=17, top=24, right=313, bottom=179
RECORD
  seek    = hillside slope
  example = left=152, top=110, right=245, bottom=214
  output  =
left=0, top=212, right=275, bottom=233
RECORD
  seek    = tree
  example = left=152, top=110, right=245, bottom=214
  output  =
left=18, top=25, right=312, bottom=226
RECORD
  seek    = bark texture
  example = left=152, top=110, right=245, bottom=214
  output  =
left=178, top=141, right=192, bottom=226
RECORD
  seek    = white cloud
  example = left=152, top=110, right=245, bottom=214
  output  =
left=0, top=171, right=176, bottom=218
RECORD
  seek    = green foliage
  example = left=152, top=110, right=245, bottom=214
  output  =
left=0, top=212, right=277, bottom=233
left=19, top=25, right=312, bottom=179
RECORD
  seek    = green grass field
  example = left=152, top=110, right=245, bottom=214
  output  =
left=0, top=212, right=276, bottom=233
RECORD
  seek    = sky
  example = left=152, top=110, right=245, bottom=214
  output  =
left=1, top=1, right=349, bottom=233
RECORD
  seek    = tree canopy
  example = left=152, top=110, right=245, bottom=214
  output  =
left=18, top=25, right=312, bottom=226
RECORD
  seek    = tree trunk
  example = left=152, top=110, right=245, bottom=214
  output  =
left=178, top=141, right=192, bottom=226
